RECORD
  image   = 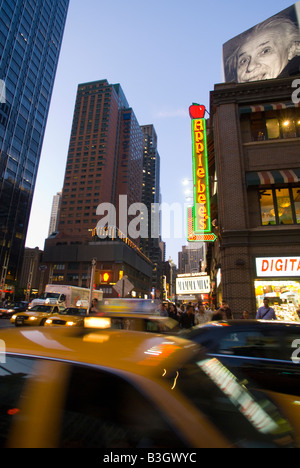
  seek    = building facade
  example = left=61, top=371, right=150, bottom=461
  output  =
left=209, top=76, right=300, bottom=319
left=0, top=0, right=69, bottom=293
left=19, top=246, right=43, bottom=296
left=178, top=245, right=204, bottom=275
left=140, top=125, right=163, bottom=293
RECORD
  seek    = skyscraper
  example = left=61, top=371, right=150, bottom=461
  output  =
left=0, top=0, right=69, bottom=292
left=140, top=125, right=163, bottom=291
left=48, top=191, right=62, bottom=236
left=43, top=79, right=152, bottom=297
left=56, top=79, right=143, bottom=241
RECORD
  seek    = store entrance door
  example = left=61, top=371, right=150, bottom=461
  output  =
left=255, top=279, right=300, bottom=321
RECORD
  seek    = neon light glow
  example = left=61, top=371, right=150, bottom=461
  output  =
left=187, top=104, right=216, bottom=243
left=187, top=207, right=217, bottom=242
left=192, top=117, right=211, bottom=234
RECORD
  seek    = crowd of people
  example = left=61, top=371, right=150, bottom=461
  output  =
left=158, top=300, right=235, bottom=329
left=158, top=298, right=300, bottom=328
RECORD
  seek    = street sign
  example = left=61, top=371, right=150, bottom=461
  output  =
left=113, top=276, right=134, bottom=297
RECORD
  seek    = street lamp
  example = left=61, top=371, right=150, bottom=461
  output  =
left=88, top=258, right=97, bottom=315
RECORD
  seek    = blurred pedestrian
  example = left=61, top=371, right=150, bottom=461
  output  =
left=216, top=301, right=233, bottom=320
left=241, top=310, right=250, bottom=320
left=159, top=302, right=168, bottom=317
left=256, top=298, right=277, bottom=320
left=89, top=298, right=99, bottom=314
left=168, top=303, right=179, bottom=322
left=180, top=304, right=195, bottom=329
left=195, top=304, right=213, bottom=325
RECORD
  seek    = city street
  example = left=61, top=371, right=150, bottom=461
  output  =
left=0, top=320, right=13, bottom=329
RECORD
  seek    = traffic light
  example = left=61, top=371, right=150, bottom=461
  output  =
left=102, top=272, right=110, bottom=283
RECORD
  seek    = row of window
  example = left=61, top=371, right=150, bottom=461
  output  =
left=244, top=108, right=300, bottom=142
left=259, top=187, right=300, bottom=226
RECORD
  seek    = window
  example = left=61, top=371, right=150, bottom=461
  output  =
left=260, top=190, right=276, bottom=225
left=292, top=188, right=300, bottom=224
left=0, top=357, right=36, bottom=447
left=259, top=187, right=300, bottom=226
left=59, top=365, right=186, bottom=448
left=244, top=108, right=300, bottom=142
left=217, top=330, right=282, bottom=360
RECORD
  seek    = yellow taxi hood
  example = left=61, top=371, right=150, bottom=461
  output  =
left=0, top=327, right=198, bottom=376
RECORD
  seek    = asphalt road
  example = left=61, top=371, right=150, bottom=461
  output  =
left=0, top=319, right=13, bottom=329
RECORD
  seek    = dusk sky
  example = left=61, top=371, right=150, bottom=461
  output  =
left=25, top=0, right=296, bottom=265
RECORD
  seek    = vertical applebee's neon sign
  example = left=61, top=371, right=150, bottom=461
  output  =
left=188, top=104, right=216, bottom=242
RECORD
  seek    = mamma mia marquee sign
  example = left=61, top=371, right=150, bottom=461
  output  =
left=176, top=274, right=211, bottom=295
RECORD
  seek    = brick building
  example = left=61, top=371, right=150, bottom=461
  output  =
left=208, top=76, right=300, bottom=319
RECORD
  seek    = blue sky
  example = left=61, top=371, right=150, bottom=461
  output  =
left=25, top=0, right=297, bottom=265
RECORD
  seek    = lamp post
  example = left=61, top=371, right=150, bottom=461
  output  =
left=88, top=258, right=97, bottom=315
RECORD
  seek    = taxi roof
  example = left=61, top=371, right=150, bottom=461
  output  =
left=0, top=327, right=198, bottom=377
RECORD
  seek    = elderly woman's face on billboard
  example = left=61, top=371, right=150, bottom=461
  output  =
left=237, top=30, right=289, bottom=82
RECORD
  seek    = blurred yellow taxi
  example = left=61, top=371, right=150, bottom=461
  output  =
left=0, top=326, right=297, bottom=448
left=10, top=305, right=62, bottom=327
left=44, top=307, right=88, bottom=327
left=84, top=314, right=181, bottom=334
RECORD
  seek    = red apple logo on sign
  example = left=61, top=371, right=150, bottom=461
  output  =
left=189, top=103, right=206, bottom=119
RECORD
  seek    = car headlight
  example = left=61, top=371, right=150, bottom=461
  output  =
left=66, top=321, right=76, bottom=327
left=11, top=315, right=17, bottom=320
left=29, top=316, right=37, bottom=321
left=45, top=319, right=52, bottom=325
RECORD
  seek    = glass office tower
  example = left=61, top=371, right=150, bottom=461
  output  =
left=0, top=0, right=69, bottom=292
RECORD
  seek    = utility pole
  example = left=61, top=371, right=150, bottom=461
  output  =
left=88, top=258, right=97, bottom=315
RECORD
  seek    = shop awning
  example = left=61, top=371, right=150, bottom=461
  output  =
left=246, top=168, right=300, bottom=186
left=240, top=101, right=300, bottom=114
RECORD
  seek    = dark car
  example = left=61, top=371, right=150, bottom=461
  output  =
left=0, top=301, right=28, bottom=319
left=180, top=320, right=300, bottom=396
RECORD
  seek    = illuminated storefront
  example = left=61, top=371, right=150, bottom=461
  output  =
left=255, top=257, right=300, bottom=321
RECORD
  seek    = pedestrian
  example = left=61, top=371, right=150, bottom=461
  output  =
left=241, top=310, right=250, bottom=320
left=159, top=302, right=168, bottom=317
left=216, top=301, right=234, bottom=320
left=195, top=304, right=213, bottom=325
left=168, top=303, right=179, bottom=322
left=256, top=298, right=277, bottom=320
left=180, top=304, right=195, bottom=329
left=89, top=298, right=99, bottom=314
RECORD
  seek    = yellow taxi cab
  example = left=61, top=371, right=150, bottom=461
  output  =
left=44, top=307, right=88, bottom=327
left=0, top=325, right=297, bottom=448
left=45, top=298, right=181, bottom=334
left=46, top=312, right=181, bottom=334
left=10, top=304, right=62, bottom=327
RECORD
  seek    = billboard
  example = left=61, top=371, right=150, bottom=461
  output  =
left=223, top=2, right=300, bottom=83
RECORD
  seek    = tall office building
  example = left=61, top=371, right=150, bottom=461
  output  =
left=140, top=125, right=162, bottom=291
left=48, top=191, right=62, bottom=236
left=57, top=80, right=143, bottom=240
left=0, top=0, right=69, bottom=292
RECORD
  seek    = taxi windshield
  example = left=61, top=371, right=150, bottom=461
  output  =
left=60, top=308, right=87, bottom=316
left=29, top=306, right=53, bottom=313
left=39, top=293, right=60, bottom=300
left=164, top=354, right=294, bottom=448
